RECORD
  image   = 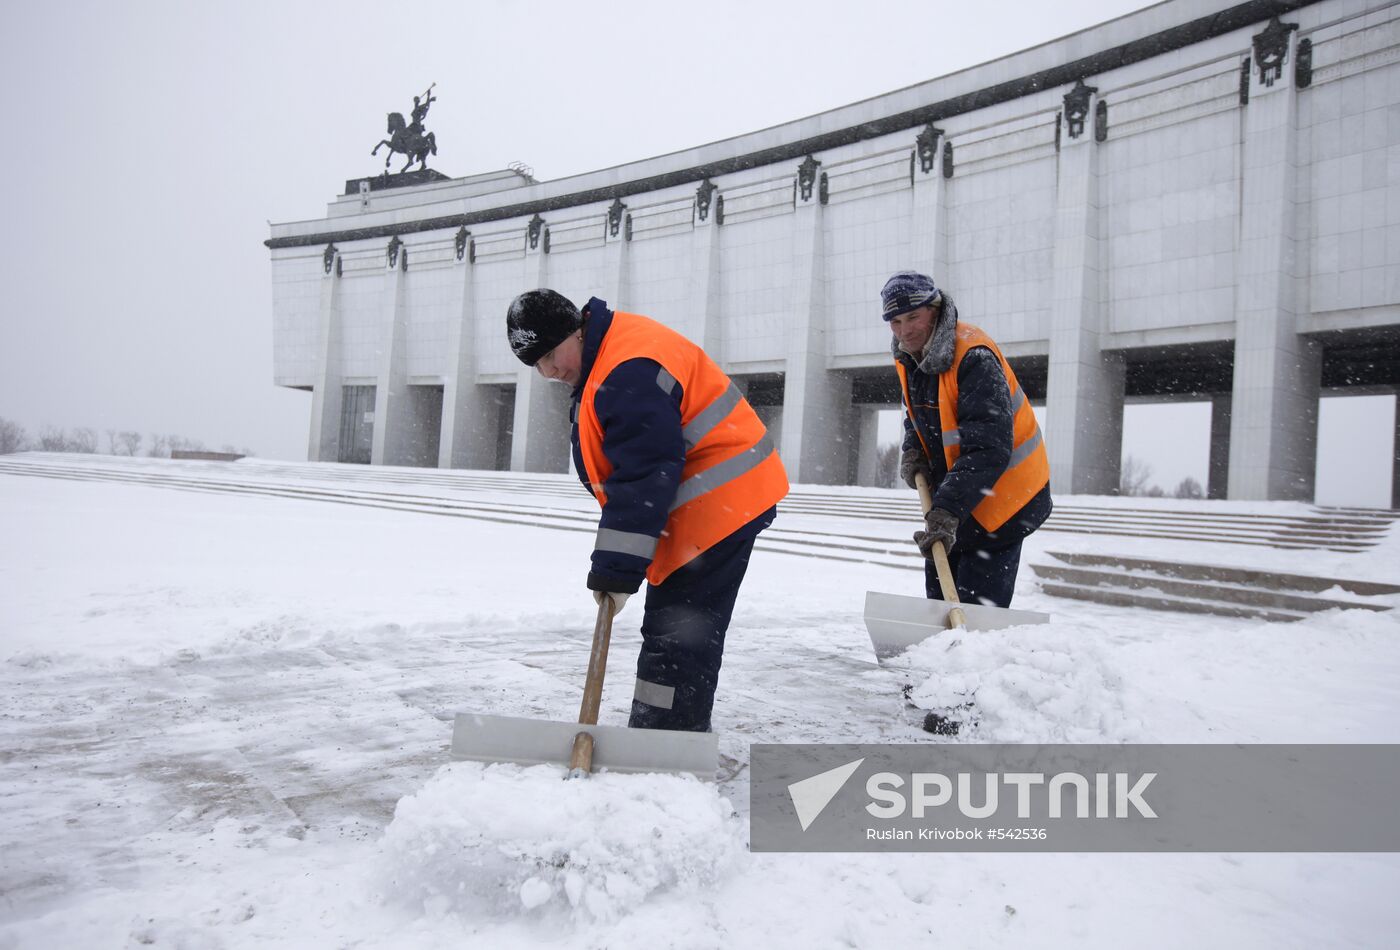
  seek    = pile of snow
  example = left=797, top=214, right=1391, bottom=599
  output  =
left=377, top=762, right=743, bottom=923
left=902, top=625, right=1145, bottom=742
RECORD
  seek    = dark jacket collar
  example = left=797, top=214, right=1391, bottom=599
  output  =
left=575, top=297, right=613, bottom=398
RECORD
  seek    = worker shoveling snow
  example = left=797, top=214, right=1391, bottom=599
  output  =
left=377, top=761, right=744, bottom=923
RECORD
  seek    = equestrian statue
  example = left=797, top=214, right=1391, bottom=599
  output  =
left=372, top=83, right=438, bottom=173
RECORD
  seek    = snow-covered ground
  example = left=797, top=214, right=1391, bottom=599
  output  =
left=2, top=455, right=1398, bottom=948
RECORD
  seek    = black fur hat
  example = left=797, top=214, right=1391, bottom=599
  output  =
left=506, top=289, right=582, bottom=365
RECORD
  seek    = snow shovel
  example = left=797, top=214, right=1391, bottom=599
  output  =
left=863, top=472, right=1049, bottom=662
left=450, top=598, right=718, bottom=779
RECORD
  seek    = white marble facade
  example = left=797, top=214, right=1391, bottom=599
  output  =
left=268, top=0, right=1400, bottom=502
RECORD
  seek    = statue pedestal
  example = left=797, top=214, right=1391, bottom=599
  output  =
left=344, top=168, right=451, bottom=195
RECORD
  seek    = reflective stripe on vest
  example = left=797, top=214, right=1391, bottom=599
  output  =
left=894, top=322, right=1050, bottom=532
left=578, top=312, right=790, bottom=585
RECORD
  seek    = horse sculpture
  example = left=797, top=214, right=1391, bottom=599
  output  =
left=371, top=85, right=438, bottom=173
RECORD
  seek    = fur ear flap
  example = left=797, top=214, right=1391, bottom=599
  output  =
left=918, top=293, right=959, bottom=376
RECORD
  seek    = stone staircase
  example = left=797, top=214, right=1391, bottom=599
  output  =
left=1030, top=551, right=1400, bottom=622
left=779, top=491, right=1399, bottom=553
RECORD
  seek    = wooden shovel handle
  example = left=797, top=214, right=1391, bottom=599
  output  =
left=914, top=473, right=967, bottom=629
left=569, top=596, right=616, bottom=774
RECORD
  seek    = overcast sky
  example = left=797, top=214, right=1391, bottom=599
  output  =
left=1, top=0, right=1393, bottom=505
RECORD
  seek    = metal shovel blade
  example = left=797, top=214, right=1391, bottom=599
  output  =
left=451, top=712, right=719, bottom=779
left=863, top=590, right=1051, bottom=662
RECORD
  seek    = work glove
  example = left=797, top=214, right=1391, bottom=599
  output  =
left=899, top=447, right=933, bottom=490
left=914, top=508, right=959, bottom=559
left=592, top=590, right=630, bottom=615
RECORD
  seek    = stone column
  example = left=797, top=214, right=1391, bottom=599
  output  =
left=1228, top=21, right=1319, bottom=500
left=912, top=125, right=948, bottom=276
left=307, top=248, right=343, bottom=463
left=780, top=160, right=855, bottom=484
left=371, top=240, right=414, bottom=466
left=1392, top=392, right=1399, bottom=509
left=510, top=224, right=572, bottom=473
left=688, top=184, right=723, bottom=353
left=601, top=201, right=630, bottom=308
left=1208, top=394, right=1232, bottom=500
left=1045, top=84, right=1125, bottom=495
left=439, top=235, right=496, bottom=470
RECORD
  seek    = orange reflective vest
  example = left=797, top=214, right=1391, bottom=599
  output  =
left=577, top=311, right=789, bottom=585
left=895, top=323, right=1049, bottom=532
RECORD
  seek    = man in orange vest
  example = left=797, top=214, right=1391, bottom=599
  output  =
left=883, top=271, right=1052, bottom=608
left=507, top=290, right=789, bottom=732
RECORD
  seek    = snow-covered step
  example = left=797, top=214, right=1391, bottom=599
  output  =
left=1044, top=551, right=1400, bottom=597
left=1030, top=552, right=1397, bottom=622
left=1035, top=582, right=1312, bottom=623
left=1030, top=563, right=1390, bottom=614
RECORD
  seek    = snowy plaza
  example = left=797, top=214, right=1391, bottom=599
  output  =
left=1, top=454, right=1398, bottom=946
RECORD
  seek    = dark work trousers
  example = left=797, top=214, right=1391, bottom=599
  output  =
left=629, top=528, right=760, bottom=733
left=924, top=540, right=1023, bottom=608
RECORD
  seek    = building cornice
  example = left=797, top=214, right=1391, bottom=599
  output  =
left=266, top=0, right=1319, bottom=250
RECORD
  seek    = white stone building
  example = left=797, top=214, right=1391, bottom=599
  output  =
left=267, top=0, right=1400, bottom=504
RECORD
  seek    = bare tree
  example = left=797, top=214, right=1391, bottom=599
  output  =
left=1119, top=454, right=1155, bottom=496
left=118, top=431, right=143, bottom=456
left=167, top=435, right=207, bottom=455
left=0, top=417, right=26, bottom=454
left=1173, top=476, right=1205, bottom=499
left=37, top=426, right=70, bottom=451
left=69, top=428, right=98, bottom=453
left=147, top=433, right=169, bottom=458
left=875, top=443, right=901, bottom=488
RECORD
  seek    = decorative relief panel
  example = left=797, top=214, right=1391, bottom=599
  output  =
left=1307, top=17, right=1400, bottom=89
left=1103, top=63, right=1240, bottom=141
left=1063, top=79, right=1098, bottom=139
left=696, top=179, right=717, bottom=222
left=471, top=227, right=527, bottom=262
left=916, top=123, right=943, bottom=174
left=546, top=214, right=606, bottom=254
left=948, top=117, right=1056, bottom=178
left=626, top=195, right=695, bottom=241
left=820, top=148, right=913, bottom=205
left=716, top=174, right=793, bottom=224
left=1253, top=17, right=1298, bottom=88
left=797, top=155, right=821, bottom=202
